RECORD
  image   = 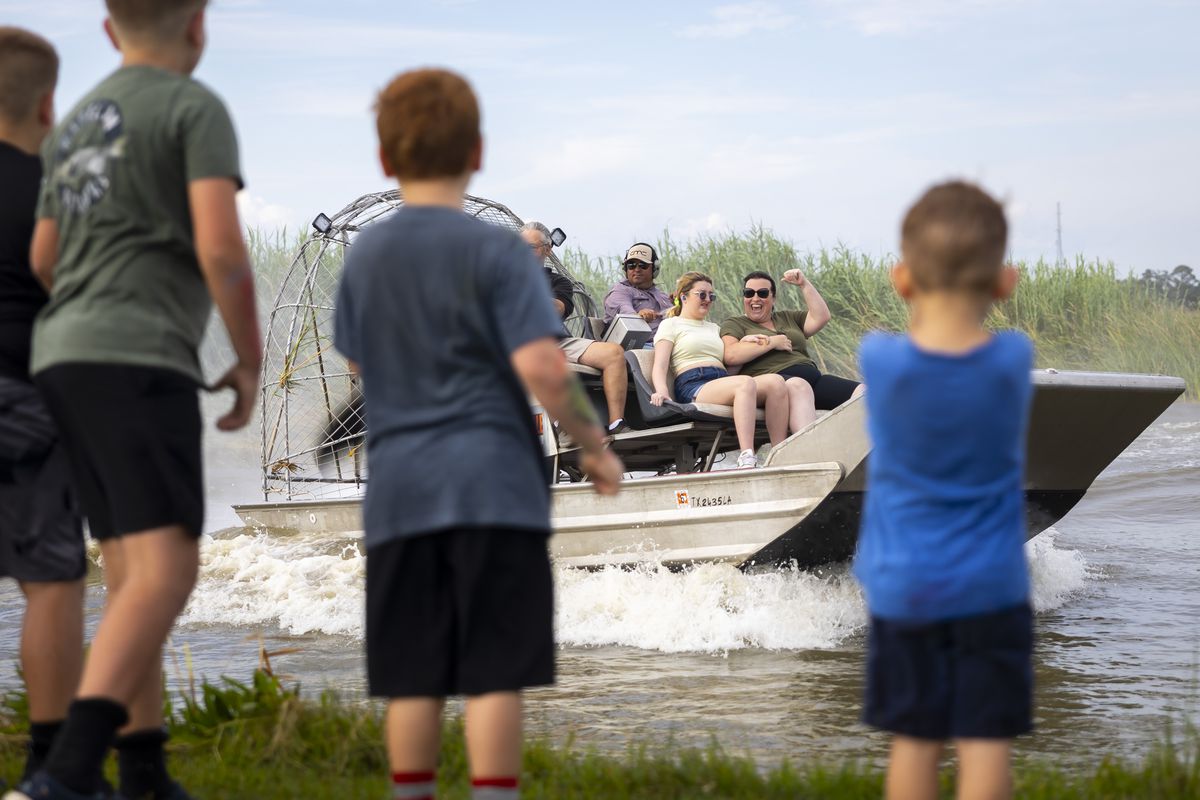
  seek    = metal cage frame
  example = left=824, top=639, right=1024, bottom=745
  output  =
left=257, top=191, right=595, bottom=501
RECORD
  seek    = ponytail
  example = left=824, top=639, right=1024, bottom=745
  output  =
left=667, top=271, right=714, bottom=317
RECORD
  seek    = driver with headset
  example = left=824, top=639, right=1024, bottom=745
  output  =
left=603, top=243, right=673, bottom=335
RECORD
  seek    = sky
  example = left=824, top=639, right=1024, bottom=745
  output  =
left=9, top=0, right=1199, bottom=272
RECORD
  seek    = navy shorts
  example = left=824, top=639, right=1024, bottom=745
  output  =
left=864, top=604, right=1033, bottom=740
left=35, top=364, right=204, bottom=540
left=366, top=527, right=555, bottom=698
left=776, top=363, right=860, bottom=410
left=674, top=366, right=728, bottom=403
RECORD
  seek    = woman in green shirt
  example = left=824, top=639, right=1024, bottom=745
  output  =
left=720, top=270, right=863, bottom=433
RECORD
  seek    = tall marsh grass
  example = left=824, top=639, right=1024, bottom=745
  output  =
left=239, top=225, right=1200, bottom=397
left=563, top=228, right=1200, bottom=396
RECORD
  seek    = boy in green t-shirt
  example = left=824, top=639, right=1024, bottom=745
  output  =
left=10, top=2, right=261, bottom=799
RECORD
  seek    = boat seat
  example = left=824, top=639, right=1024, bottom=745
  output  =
left=567, top=361, right=602, bottom=377
left=584, top=317, right=606, bottom=341
left=623, top=348, right=764, bottom=427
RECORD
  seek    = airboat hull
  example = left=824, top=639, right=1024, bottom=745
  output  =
left=231, top=463, right=843, bottom=568
left=232, top=370, right=1185, bottom=570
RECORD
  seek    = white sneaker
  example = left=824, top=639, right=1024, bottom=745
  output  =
left=736, top=450, right=758, bottom=469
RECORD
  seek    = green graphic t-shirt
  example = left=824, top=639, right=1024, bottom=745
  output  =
left=719, top=309, right=814, bottom=376
left=32, top=65, right=242, bottom=383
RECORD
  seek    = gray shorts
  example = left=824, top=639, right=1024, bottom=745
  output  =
left=560, top=337, right=595, bottom=363
left=0, top=379, right=86, bottom=584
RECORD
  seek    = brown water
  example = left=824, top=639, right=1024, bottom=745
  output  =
left=1, top=400, right=1196, bottom=769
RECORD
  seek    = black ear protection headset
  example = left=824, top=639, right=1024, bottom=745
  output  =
left=626, top=242, right=661, bottom=278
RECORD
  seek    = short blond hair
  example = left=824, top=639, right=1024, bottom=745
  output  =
left=105, top=0, right=207, bottom=43
left=0, top=27, right=58, bottom=125
left=901, top=181, right=1008, bottom=292
left=375, top=68, right=481, bottom=181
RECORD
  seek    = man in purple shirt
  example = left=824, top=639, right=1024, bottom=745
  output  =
left=603, top=243, right=673, bottom=334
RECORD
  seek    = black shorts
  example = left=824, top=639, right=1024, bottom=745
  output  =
left=366, top=528, right=555, bottom=698
left=777, top=363, right=860, bottom=410
left=0, top=441, right=87, bottom=584
left=35, top=363, right=204, bottom=541
left=864, top=604, right=1033, bottom=740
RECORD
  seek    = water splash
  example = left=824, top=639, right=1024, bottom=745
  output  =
left=556, top=561, right=867, bottom=653
left=1026, top=528, right=1092, bottom=611
left=179, top=527, right=1093, bottom=648
left=180, top=531, right=365, bottom=636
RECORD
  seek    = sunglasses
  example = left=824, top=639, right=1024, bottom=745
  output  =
left=687, top=291, right=717, bottom=302
left=624, top=262, right=651, bottom=271
left=743, top=288, right=772, bottom=299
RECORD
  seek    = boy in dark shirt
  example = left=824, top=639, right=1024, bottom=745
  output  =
left=11, top=2, right=261, bottom=799
left=854, top=181, right=1032, bottom=799
left=335, top=68, right=622, bottom=800
left=0, top=25, right=87, bottom=784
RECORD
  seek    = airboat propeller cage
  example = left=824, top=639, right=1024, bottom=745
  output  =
left=258, top=191, right=596, bottom=502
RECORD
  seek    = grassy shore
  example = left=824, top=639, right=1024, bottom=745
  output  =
left=1, top=669, right=1195, bottom=799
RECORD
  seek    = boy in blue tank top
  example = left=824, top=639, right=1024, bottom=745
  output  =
left=854, top=181, right=1033, bottom=799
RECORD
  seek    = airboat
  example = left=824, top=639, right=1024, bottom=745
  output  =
left=231, top=191, right=1186, bottom=569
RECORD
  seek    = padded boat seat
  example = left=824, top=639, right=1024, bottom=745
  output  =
left=568, top=361, right=602, bottom=377
left=624, top=348, right=764, bottom=427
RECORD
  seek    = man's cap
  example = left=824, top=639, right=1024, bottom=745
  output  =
left=624, top=244, right=655, bottom=264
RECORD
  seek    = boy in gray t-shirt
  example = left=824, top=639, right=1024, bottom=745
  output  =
left=14, top=3, right=261, bottom=799
left=334, top=68, right=622, bottom=800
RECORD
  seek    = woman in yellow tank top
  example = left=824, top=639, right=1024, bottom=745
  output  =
left=650, top=272, right=789, bottom=469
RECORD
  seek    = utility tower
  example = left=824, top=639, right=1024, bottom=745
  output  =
left=1055, top=202, right=1065, bottom=268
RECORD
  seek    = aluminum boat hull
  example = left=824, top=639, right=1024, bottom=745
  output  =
left=232, top=370, right=1185, bottom=569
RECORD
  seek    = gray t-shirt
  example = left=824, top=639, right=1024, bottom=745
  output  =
left=33, top=66, right=242, bottom=383
left=334, top=206, right=563, bottom=546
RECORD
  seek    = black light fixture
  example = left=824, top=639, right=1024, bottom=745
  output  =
left=550, top=227, right=567, bottom=247
left=312, top=213, right=333, bottom=235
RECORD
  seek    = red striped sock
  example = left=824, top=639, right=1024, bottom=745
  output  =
left=392, top=770, right=435, bottom=800
left=471, top=776, right=519, bottom=798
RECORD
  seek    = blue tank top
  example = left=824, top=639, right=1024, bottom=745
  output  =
left=853, top=330, right=1034, bottom=621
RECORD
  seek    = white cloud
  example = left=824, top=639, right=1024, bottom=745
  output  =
left=264, top=85, right=376, bottom=119
left=675, top=212, right=730, bottom=240
left=589, top=90, right=796, bottom=119
left=207, top=11, right=547, bottom=57
left=511, top=135, right=643, bottom=189
left=816, top=0, right=1022, bottom=37
left=237, top=191, right=296, bottom=232
left=680, top=2, right=797, bottom=39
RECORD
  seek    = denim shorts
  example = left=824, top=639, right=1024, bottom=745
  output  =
left=674, top=366, right=728, bottom=403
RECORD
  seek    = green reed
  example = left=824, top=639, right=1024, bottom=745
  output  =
left=563, top=229, right=1200, bottom=396
left=236, top=225, right=1199, bottom=398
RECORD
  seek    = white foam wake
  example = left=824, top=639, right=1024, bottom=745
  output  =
left=1026, top=528, right=1092, bottom=611
left=180, top=532, right=365, bottom=636
left=179, top=528, right=1093, bottom=647
left=555, top=561, right=867, bottom=653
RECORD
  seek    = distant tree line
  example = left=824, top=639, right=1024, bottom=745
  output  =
left=1129, top=264, right=1199, bottom=309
